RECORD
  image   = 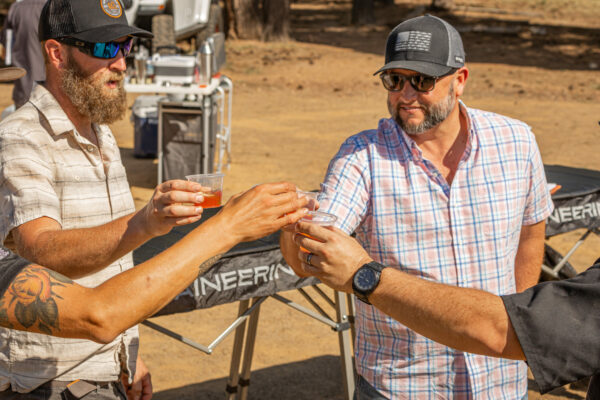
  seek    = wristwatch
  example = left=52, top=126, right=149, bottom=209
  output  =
left=352, top=261, right=386, bottom=304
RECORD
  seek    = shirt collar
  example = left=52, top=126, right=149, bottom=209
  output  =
left=29, top=85, right=112, bottom=145
left=29, top=85, right=77, bottom=137
left=387, top=100, right=475, bottom=163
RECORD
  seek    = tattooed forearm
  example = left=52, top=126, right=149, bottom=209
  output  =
left=199, top=254, right=223, bottom=274
left=0, top=266, right=73, bottom=335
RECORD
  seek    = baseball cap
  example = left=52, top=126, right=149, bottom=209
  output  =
left=0, top=67, right=25, bottom=82
left=38, top=0, right=153, bottom=42
left=374, top=14, right=465, bottom=77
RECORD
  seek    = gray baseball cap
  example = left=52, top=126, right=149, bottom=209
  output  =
left=374, top=14, right=465, bottom=77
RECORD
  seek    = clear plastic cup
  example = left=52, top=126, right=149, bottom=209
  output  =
left=298, top=210, right=337, bottom=252
left=185, top=173, right=224, bottom=208
left=300, top=210, right=337, bottom=225
left=296, top=190, right=319, bottom=211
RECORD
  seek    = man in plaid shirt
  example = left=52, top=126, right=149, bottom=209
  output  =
left=281, top=14, right=553, bottom=399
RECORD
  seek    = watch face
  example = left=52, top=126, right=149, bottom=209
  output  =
left=355, top=267, right=377, bottom=291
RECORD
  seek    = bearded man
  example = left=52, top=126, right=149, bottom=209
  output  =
left=281, top=15, right=553, bottom=399
left=0, top=0, right=213, bottom=399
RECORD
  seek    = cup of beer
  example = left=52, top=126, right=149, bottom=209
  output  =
left=185, top=173, right=224, bottom=208
left=298, top=210, right=337, bottom=252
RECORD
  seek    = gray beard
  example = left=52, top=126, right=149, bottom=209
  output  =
left=389, top=84, right=456, bottom=135
left=60, top=54, right=127, bottom=125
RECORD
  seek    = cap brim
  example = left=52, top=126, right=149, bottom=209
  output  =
left=373, top=60, right=453, bottom=77
left=71, top=24, right=153, bottom=42
left=0, top=67, right=26, bottom=82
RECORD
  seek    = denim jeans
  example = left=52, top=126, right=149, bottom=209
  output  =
left=0, top=381, right=127, bottom=400
left=354, top=375, right=388, bottom=400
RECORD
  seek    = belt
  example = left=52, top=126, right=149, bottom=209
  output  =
left=38, top=380, right=116, bottom=390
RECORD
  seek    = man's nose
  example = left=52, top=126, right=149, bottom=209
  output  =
left=392, top=81, right=418, bottom=102
left=109, top=51, right=127, bottom=72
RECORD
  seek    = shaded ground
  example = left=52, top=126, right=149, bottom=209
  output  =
left=1, top=0, right=597, bottom=398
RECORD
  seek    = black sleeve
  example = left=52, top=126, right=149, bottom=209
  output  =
left=0, top=248, right=30, bottom=298
left=502, top=264, right=600, bottom=394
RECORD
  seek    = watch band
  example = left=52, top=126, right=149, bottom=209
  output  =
left=352, top=261, right=386, bottom=304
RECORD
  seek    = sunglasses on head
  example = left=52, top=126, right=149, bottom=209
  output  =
left=58, top=37, right=134, bottom=59
left=380, top=70, right=455, bottom=93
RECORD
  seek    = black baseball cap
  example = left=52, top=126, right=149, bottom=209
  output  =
left=39, top=0, right=153, bottom=42
left=374, top=14, right=465, bottom=77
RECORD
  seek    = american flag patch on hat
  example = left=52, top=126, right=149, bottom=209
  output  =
left=395, top=31, right=432, bottom=52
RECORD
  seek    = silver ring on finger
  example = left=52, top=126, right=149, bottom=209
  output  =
left=306, top=253, right=314, bottom=266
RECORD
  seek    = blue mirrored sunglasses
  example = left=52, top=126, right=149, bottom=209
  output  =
left=58, top=37, right=134, bottom=59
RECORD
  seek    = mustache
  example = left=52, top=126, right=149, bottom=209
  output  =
left=100, top=72, right=125, bottom=84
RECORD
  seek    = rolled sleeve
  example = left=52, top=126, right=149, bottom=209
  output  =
left=0, top=131, right=61, bottom=243
left=321, top=134, right=372, bottom=234
left=502, top=264, right=600, bottom=393
left=522, top=130, right=553, bottom=225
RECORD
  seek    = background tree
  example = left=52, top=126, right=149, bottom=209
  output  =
left=226, top=0, right=291, bottom=41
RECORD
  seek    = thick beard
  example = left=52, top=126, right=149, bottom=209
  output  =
left=61, top=54, right=127, bottom=125
left=389, top=84, right=456, bottom=136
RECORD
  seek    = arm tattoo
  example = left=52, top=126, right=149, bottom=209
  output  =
left=0, top=266, right=73, bottom=335
left=199, top=254, right=223, bottom=275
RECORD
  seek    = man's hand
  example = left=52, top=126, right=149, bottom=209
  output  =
left=121, top=355, right=152, bottom=400
left=140, top=180, right=208, bottom=237
left=215, top=182, right=308, bottom=244
left=293, top=221, right=372, bottom=292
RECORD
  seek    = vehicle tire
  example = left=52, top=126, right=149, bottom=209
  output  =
left=539, top=243, right=578, bottom=282
left=152, top=14, right=178, bottom=55
left=196, top=4, right=223, bottom=47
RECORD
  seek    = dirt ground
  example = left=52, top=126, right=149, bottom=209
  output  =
left=2, top=0, right=599, bottom=398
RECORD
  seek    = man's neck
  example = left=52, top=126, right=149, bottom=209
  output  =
left=43, top=80, right=96, bottom=144
left=408, top=103, right=468, bottom=185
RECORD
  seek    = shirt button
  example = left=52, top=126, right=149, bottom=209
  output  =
left=87, top=145, right=94, bottom=152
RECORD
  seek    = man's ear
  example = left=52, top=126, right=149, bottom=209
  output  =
left=454, top=66, right=469, bottom=97
left=44, top=39, right=67, bottom=70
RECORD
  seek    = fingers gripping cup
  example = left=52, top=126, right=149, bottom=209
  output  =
left=185, top=173, right=224, bottom=208
left=298, top=210, right=337, bottom=252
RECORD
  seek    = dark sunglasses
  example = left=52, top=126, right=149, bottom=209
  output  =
left=380, top=72, right=450, bottom=93
left=58, top=37, right=134, bottom=59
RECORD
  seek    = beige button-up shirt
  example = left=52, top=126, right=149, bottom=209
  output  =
left=0, top=85, right=138, bottom=392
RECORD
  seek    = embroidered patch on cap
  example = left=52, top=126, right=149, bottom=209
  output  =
left=0, top=248, right=8, bottom=260
left=101, top=0, right=123, bottom=18
left=395, top=31, right=432, bottom=52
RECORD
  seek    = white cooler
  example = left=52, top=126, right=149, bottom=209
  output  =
left=152, top=55, right=197, bottom=85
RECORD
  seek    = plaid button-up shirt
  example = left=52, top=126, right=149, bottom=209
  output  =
left=0, top=85, right=138, bottom=392
left=321, top=103, right=553, bottom=399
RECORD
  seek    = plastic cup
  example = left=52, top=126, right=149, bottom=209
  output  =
left=301, top=210, right=337, bottom=225
left=296, top=190, right=319, bottom=211
left=186, top=173, right=224, bottom=208
left=298, top=210, right=337, bottom=252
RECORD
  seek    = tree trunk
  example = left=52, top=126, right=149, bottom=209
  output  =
left=430, top=0, right=454, bottom=11
left=351, top=0, right=375, bottom=25
left=223, top=0, right=238, bottom=39
left=233, top=0, right=262, bottom=39
left=262, top=0, right=290, bottom=41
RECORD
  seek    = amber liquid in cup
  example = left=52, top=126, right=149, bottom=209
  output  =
left=198, top=190, right=222, bottom=208
left=299, top=211, right=337, bottom=252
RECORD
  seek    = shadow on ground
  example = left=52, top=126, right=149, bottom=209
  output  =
left=153, top=355, right=346, bottom=400
left=290, top=1, right=600, bottom=71
left=152, top=357, right=586, bottom=400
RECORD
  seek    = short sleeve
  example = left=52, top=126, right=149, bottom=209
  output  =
left=522, top=130, right=553, bottom=225
left=502, top=264, right=600, bottom=393
left=0, top=247, right=30, bottom=298
left=0, top=128, right=61, bottom=243
left=320, top=134, right=372, bottom=234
